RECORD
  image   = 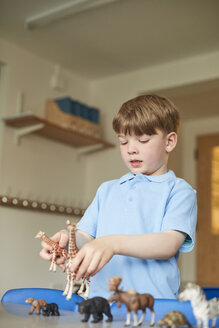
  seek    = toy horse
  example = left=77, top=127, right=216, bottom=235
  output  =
left=178, top=282, right=219, bottom=328
left=108, top=276, right=155, bottom=327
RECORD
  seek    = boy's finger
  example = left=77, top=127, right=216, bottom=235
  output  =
left=91, top=257, right=107, bottom=276
left=76, top=265, right=87, bottom=280
left=51, top=230, right=68, bottom=248
left=58, top=263, right=66, bottom=271
left=59, top=231, right=68, bottom=248
left=75, top=254, right=95, bottom=280
left=69, top=254, right=83, bottom=275
left=84, top=255, right=101, bottom=278
left=55, top=256, right=66, bottom=265
left=39, top=249, right=52, bottom=261
left=41, top=241, right=52, bottom=251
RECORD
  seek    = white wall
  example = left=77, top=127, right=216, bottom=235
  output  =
left=0, top=38, right=92, bottom=205
left=0, top=38, right=91, bottom=298
left=0, top=207, right=78, bottom=293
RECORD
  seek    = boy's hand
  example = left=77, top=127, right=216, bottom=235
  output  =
left=39, top=229, right=69, bottom=270
left=69, top=236, right=115, bottom=280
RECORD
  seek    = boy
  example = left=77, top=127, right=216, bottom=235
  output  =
left=40, top=94, right=197, bottom=299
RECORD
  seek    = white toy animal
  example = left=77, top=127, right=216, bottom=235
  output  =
left=178, top=283, right=219, bottom=328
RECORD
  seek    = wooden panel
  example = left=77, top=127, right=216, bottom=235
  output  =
left=196, top=133, right=219, bottom=286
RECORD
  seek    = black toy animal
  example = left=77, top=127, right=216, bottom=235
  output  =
left=41, top=303, right=60, bottom=316
left=76, top=297, right=113, bottom=323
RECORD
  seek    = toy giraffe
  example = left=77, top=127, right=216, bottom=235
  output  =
left=63, top=220, right=90, bottom=300
left=35, top=230, right=68, bottom=272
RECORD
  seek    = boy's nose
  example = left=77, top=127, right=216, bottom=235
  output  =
left=127, top=143, right=138, bottom=154
left=128, top=149, right=137, bottom=154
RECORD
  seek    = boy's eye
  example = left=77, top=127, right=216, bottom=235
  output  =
left=118, top=136, right=128, bottom=145
left=139, top=139, right=149, bottom=143
left=119, top=140, right=128, bottom=145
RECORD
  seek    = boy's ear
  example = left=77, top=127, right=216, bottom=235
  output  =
left=166, top=132, right=177, bottom=153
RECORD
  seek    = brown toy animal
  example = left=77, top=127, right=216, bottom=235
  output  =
left=108, top=276, right=155, bottom=327
left=35, top=230, right=68, bottom=272
left=63, top=220, right=90, bottom=300
left=25, top=297, right=47, bottom=315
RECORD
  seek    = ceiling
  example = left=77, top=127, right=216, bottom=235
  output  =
left=152, top=79, right=219, bottom=121
left=0, top=0, right=219, bottom=80
left=0, top=0, right=219, bottom=121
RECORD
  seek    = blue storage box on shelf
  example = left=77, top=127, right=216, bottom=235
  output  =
left=45, top=99, right=101, bottom=138
left=88, top=107, right=100, bottom=124
left=79, top=103, right=89, bottom=120
left=71, top=100, right=81, bottom=117
left=55, top=97, right=72, bottom=114
left=55, top=98, right=100, bottom=124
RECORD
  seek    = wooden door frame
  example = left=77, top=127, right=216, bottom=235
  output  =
left=196, top=133, right=219, bottom=286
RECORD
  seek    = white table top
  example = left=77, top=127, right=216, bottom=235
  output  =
left=0, top=302, right=135, bottom=328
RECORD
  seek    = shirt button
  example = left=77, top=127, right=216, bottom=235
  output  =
left=129, top=197, right=133, bottom=201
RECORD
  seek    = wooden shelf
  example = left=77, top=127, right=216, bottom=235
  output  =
left=3, top=113, right=115, bottom=151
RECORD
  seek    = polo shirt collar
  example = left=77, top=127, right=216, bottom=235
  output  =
left=119, top=170, right=176, bottom=184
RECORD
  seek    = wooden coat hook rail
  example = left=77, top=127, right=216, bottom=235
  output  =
left=0, top=195, right=85, bottom=218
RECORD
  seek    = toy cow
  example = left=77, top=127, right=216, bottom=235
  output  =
left=76, top=297, right=113, bottom=323
left=41, top=303, right=60, bottom=316
left=25, top=297, right=47, bottom=315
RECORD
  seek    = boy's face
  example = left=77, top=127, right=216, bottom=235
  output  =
left=118, top=130, right=175, bottom=176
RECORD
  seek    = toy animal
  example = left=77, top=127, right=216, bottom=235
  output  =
left=35, top=223, right=89, bottom=301
left=108, top=276, right=155, bottom=327
left=25, top=297, right=47, bottom=315
left=35, top=230, right=68, bottom=271
left=178, top=282, right=219, bottom=328
left=157, top=311, right=192, bottom=328
left=41, top=303, right=60, bottom=316
left=76, top=297, right=113, bottom=323
left=63, top=220, right=90, bottom=300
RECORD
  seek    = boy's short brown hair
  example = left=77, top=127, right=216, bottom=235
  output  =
left=112, top=94, right=180, bottom=136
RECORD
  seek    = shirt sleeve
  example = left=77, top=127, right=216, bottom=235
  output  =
left=161, top=180, right=197, bottom=253
left=77, top=185, right=102, bottom=238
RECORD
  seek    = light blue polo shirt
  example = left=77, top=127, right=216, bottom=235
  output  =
left=77, top=170, right=197, bottom=299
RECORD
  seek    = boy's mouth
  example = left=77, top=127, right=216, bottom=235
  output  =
left=130, top=160, right=142, bottom=168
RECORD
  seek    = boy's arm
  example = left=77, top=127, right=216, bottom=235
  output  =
left=69, top=230, right=185, bottom=280
left=113, top=230, right=185, bottom=258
